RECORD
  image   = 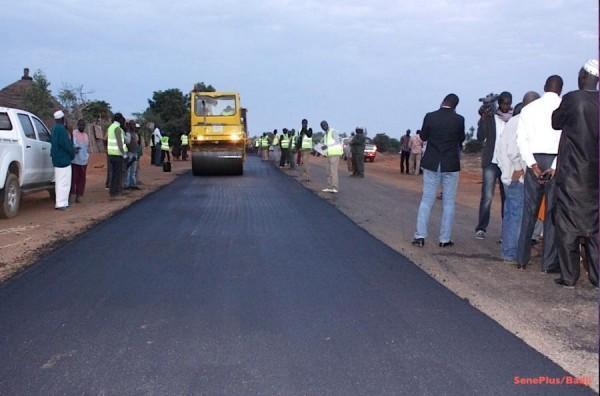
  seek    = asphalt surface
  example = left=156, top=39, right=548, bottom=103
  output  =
left=0, top=156, right=593, bottom=395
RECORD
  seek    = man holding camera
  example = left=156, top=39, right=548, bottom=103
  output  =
left=474, top=92, right=513, bottom=239
left=516, top=75, right=563, bottom=272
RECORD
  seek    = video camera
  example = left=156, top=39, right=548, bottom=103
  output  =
left=478, top=93, right=499, bottom=117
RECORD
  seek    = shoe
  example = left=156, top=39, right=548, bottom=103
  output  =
left=554, top=278, right=575, bottom=288
left=439, top=241, right=454, bottom=248
left=55, top=206, right=69, bottom=211
left=331, top=189, right=338, bottom=193
left=475, top=230, right=486, bottom=239
left=132, top=186, right=142, bottom=190
left=412, top=238, right=425, bottom=247
left=322, top=188, right=333, bottom=193
left=516, top=263, right=526, bottom=270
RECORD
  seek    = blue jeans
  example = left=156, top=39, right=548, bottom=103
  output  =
left=415, top=167, right=459, bottom=243
left=126, top=155, right=138, bottom=187
left=476, top=163, right=505, bottom=232
left=501, top=181, right=524, bottom=260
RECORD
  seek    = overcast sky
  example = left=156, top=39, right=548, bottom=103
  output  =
left=2, top=0, right=597, bottom=138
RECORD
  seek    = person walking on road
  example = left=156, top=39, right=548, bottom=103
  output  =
left=399, top=130, right=411, bottom=174
left=412, top=94, right=465, bottom=247
left=107, top=113, right=127, bottom=199
left=261, top=132, right=270, bottom=161
left=344, top=133, right=354, bottom=174
left=516, top=75, right=563, bottom=272
left=409, top=130, right=423, bottom=175
left=551, top=60, right=599, bottom=288
left=350, top=127, right=366, bottom=177
left=321, top=120, right=343, bottom=193
left=298, top=120, right=313, bottom=181
left=71, top=119, right=89, bottom=203
left=50, top=111, right=75, bottom=210
left=474, top=91, right=512, bottom=240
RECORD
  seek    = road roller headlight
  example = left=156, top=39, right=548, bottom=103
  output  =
left=230, top=133, right=240, bottom=142
left=195, top=135, right=205, bottom=141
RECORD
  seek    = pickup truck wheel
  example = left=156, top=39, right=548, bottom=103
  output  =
left=1, top=173, right=21, bottom=219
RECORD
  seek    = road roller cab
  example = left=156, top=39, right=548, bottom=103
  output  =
left=190, top=91, right=247, bottom=175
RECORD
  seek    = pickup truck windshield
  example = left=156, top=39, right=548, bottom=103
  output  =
left=195, top=96, right=236, bottom=117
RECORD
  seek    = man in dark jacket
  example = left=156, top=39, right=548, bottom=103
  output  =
left=551, top=60, right=599, bottom=288
left=474, top=91, right=512, bottom=239
left=350, top=127, right=366, bottom=177
left=50, top=110, right=75, bottom=210
left=412, top=94, right=465, bottom=248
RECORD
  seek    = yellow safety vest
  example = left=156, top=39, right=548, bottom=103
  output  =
left=260, top=137, right=269, bottom=148
left=107, top=122, right=124, bottom=156
left=161, top=136, right=170, bottom=151
left=272, top=135, right=279, bottom=146
left=301, top=133, right=313, bottom=150
left=280, top=134, right=289, bottom=148
left=326, top=129, right=343, bottom=156
left=254, top=139, right=260, bottom=147
left=181, top=134, right=189, bottom=145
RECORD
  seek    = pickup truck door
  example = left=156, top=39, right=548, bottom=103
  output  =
left=16, top=113, right=40, bottom=185
left=31, top=116, right=54, bottom=182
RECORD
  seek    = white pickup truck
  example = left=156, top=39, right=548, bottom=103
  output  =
left=0, top=107, right=55, bottom=218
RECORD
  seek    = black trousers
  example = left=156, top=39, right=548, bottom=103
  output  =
left=400, top=151, right=410, bottom=173
left=105, top=154, right=112, bottom=188
left=352, top=152, right=364, bottom=176
left=109, top=155, right=123, bottom=196
left=555, top=225, right=599, bottom=286
left=517, top=154, right=558, bottom=271
left=279, top=149, right=289, bottom=167
left=182, top=145, right=188, bottom=160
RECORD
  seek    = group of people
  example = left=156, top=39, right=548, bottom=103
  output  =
left=411, top=60, right=599, bottom=289
left=150, top=126, right=189, bottom=167
left=49, top=112, right=144, bottom=207
left=399, top=129, right=424, bottom=175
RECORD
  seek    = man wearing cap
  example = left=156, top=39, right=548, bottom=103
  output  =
left=50, top=110, right=75, bottom=210
left=551, top=60, right=599, bottom=288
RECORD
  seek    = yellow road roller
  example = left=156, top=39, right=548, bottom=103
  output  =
left=189, top=90, right=247, bottom=175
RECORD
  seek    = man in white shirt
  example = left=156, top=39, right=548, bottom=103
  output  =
left=152, top=125, right=162, bottom=166
left=516, top=75, right=563, bottom=272
left=474, top=92, right=512, bottom=240
left=408, top=130, right=423, bottom=175
left=496, top=92, right=540, bottom=264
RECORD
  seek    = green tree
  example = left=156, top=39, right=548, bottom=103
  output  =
left=146, top=88, right=190, bottom=133
left=193, top=82, right=216, bottom=92
left=22, top=70, right=54, bottom=120
left=373, top=133, right=390, bottom=153
left=82, top=100, right=112, bottom=123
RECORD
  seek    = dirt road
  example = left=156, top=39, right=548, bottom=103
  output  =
left=280, top=152, right=598, bottom=391
left=0, top=149, right=188, bottom=281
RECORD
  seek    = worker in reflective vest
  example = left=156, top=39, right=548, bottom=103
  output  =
left=298, top=119, right=313, bottom=182
left=279, top=129, right=290, bottom=167
left=180, top=133, right=189, bottom=161
left=106, top=113, right=128, bottom=197
left=320, top=120, right=342, bottom=193
left=160, top=133, right=171, bottom=164
left=260, top=133, right=270, bottom=161
left=288, top=129, right=297, bottom=169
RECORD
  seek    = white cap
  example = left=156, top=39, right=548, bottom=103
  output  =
left=135, top=123, right=140, bottom=128
left=53, top=110, right=65, bottom=119
left=583, top=59, right=599, bottom=77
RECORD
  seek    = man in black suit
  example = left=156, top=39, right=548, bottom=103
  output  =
left=412, top=94, right=465, bottom=248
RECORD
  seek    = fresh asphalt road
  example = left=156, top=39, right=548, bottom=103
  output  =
left=0, top=156, right=593, bottom=395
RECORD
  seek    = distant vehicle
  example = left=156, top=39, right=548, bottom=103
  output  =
left=0, top=107, right=54, bottom=218
left=342, top=137, right=378, bottom=162
left=364, top=138, right=377, bottom=162
left=189, top=90, right=247, bottom=175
